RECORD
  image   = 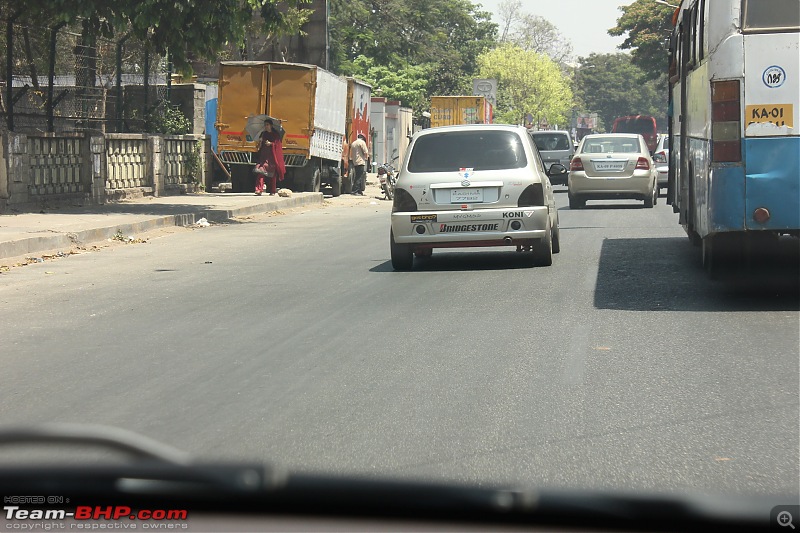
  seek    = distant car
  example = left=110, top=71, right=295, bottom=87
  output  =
left=653, top=134, right=669, bottom=192
left=390, top=124, right=566, bottom=270
left=568, top=133, right=659, bottom=209
left=528, top=130, right=575, bottom=185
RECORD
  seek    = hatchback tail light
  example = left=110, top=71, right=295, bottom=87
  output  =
left=518, top=183, right=544, bottom=206
left=570, top=158, right=584, bottom=171
left=635, top=157, right=650, bottom=170
left=392, top=188, right=418, bottom=212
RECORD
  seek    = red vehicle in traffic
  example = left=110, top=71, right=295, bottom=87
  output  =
left=612, top=115, right=658, bottom=153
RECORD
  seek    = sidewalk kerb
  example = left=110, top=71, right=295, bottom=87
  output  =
left=0, top=193, right=323, bottom=260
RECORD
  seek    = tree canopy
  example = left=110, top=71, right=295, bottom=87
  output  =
left=497, top=0, right=573, bottom=66
left=2, top=0, right=308, bottom=73
left=477, top=43, right=572, bottom=126
left=330, top=0, right=497, bottom=103
left=573, top=53, right=666, bottom=132
left=608, top=0, right=676, bottom=81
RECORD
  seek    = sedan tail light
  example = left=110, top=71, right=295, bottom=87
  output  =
left=635, top=157, right=650, bottom=170
left=653, top=151, right=667, bottom=164
left=570, top=158, right=584, bottom=171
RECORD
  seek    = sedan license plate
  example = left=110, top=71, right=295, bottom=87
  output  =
left=593, top=161, right=626, bottom=172
left=451, top=188, right=483, bottom=203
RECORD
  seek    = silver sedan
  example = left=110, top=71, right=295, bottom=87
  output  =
left=567, top=133, right=659, bottom=209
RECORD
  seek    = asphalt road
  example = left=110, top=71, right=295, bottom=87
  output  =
left=1, top=189, right=798, bottom=500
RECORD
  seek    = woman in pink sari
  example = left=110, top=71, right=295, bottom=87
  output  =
left=254, top=119, right=286, bottom=195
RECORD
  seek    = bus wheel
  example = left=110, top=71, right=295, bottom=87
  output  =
left=702, top=233, right=742, bottom=279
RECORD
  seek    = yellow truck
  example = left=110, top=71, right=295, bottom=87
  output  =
left=215, top=61, right=348, bottom=194
left=429, top=96, right=493, bottom=128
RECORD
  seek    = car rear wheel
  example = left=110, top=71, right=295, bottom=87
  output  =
left=390, top=229, right=413, bottom=270
left=644, top=181, right=656, bottom=208
left=568, top=194, right=584, bottom=209
left=531, top=221, right=553, bottom=267
left=551, top=218, right=561, bottom=254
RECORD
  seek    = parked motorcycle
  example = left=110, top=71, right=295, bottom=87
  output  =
left=377, top=163, right=397, bottom=200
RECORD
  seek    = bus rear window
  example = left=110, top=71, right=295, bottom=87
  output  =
left=743, top=0, right=800, bottom=31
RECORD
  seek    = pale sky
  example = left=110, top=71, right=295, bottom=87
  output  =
left=477, top=0, right=631, bottom=59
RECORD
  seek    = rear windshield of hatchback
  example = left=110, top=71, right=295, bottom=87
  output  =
left=408, top=130, right=527, bottom=172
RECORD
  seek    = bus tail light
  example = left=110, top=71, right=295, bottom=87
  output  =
left=711, top=80, right=741, bottom=162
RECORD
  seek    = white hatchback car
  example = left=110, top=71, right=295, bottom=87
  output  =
left=389, top=125, right=566, bottom=270
left=567, top=133, right=659, bottom=209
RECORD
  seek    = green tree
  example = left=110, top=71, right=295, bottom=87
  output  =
left=477, top=44, right=572, bottom=126
left=330, top=0, right=496, bottom=97
left=342, top=55, right=431, bottom=114
left=608, top=0, right=675, bottom=81
left=4, top=0, right=306, bottom=73
left=574, top=53, right=667, bottom=132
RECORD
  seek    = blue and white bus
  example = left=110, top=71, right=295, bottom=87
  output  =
left=668, top=0, right=799, bottom=275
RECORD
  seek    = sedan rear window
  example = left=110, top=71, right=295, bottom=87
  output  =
left=408, top=131, right=527, bottom=172
left=581, top=137, right=642, bottom=154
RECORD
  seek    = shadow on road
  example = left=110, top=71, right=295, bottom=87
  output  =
left=558, top=203, right=646, bottom=211
left=594, top=237, right=800, bottom=312
left=370, top=251, right=541, bottom=273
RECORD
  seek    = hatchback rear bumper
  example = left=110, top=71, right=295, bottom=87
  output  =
left=391, top=206, right=549, bottom=247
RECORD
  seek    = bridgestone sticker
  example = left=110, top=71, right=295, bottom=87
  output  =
left=439, top=223, right=499, bottom=233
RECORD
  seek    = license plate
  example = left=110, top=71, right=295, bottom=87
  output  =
left=745, top=104, right=794, bottom=128
left=451, top=188, right=483, bottom=203
left=593, top=161, right=626, bottom=171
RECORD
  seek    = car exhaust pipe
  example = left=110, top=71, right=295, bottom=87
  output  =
left=503, top=237, right=513, bottom=245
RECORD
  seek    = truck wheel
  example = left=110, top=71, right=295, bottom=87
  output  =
left=390, top=229, right=413, bottom=271
left=331, top=172, right=342, bottom=197
left=342, top=167, right=353, bottom=194
left=231, top=166, right=251, bottom=193
left=307, top=167, right=321, bottom=193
